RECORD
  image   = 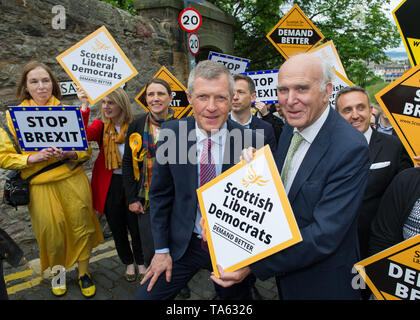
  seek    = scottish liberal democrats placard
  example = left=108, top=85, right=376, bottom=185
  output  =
left=7, top=106, right=88, bottom=151
left=56, top=26, right=138, bottom=104
left=197, top=145, right=302, bottom=278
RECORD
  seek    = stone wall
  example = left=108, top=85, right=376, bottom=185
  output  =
left=0, top=0, right=190, bottom=111
left=0, top=0, right=234, bottom=254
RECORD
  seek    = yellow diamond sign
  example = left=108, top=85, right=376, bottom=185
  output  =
left=266, top=4, right=325, bottom=60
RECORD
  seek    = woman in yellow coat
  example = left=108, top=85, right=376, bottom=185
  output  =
left=0, top=61, right=103, bottom=298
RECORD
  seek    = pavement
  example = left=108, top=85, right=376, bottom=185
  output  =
left=3, top=236, right=279, bottom=301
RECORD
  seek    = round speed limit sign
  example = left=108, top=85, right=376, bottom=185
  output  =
left=179, top=8, right=202, bottom=33
left=188, top=33, right=200, bottom=55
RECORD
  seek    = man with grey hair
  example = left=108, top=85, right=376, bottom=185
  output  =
left=335, top=86, right=412, bottom=299
left=208, top=53, right=370, bottom=299
left=134, top=60, right=264, bottom=300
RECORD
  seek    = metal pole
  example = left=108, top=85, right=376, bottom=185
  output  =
left=183, top=0, right=197, bottom=72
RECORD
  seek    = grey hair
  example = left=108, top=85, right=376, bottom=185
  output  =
left=187, top=60, right=234, bottom=96
left=334, top=85, right=371, bottom=109
left=286, top=53, right=334, bottom=93
left=319, top=58, right=334, bottom=92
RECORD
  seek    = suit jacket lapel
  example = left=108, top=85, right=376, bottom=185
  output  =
left=186, top=117, right=198, bottom=190
left=287, top=111, right=333, bottom=204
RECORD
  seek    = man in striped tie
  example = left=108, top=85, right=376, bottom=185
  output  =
left=210, top=53, right=371, bottom=300
left=135, top=60, right=265, bottom=300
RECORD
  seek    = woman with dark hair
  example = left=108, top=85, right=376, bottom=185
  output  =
left=78, top=87, right=145, bottom=281
left=122, top=78, right=174, bottom=273
left=0, top=61, right=103, bottom=298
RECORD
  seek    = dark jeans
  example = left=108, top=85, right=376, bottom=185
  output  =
left=104, top=174, right=143, bottom=265
left=134, top=235, right=253, bottom=300
left=0, top=260, right=8, bottom=300
left=137, top=208, right=155, bottom=267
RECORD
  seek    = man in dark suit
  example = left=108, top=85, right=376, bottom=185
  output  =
left=335, top=86, right=413, bottom=261
left=230, top=74, right=277, bottom=153
left=134, top=60, right=265, bottom=300
left=208, top=54, right=370, bottom=300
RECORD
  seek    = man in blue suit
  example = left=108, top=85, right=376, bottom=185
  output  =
left=209, top=53, right=370, bottom=299
left=230, top=74, right=277, bottom=153
left=135, top=60, right=265, bottom=300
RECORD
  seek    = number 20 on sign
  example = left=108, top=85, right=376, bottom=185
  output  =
left=188, top=33, right=200, bottom=56
left=179, top=8, right=202, bottom=33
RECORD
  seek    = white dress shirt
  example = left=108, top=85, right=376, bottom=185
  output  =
left=281, top=106, right=330, bottom=194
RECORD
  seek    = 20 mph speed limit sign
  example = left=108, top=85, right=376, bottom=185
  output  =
left=188, top=33, right=200, bottom=55
left=179, top=8, right=202, bottom=33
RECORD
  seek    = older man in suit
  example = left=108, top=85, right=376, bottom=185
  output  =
left=209, top=54, right=370, bottom=300
left=134, top=60, right=265, bottom=300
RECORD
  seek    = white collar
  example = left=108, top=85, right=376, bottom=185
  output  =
left=294, top=106, right=330, bottom=144
left=363, top=126, right=372, bottom=144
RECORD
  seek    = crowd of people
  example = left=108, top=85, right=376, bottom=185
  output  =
left=0, top=55, right=419, bottom=300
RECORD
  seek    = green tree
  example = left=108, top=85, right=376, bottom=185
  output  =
left=209, top=0, right=401, bottom=86
left=100, top=0, right=136, bottom=15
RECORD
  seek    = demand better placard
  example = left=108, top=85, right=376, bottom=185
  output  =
left=355, top=234, right=420, bottom=300
left=197, top=145, right=302, bottom=278
left=7, top=106, right=88, bottom=151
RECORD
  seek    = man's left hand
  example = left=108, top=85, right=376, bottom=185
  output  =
left=210, top=264, right=251, bottom=288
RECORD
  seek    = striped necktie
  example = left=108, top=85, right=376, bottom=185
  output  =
left=281, top=131, right=304, bottom=185
left=200, top=138, right=216, bottom=186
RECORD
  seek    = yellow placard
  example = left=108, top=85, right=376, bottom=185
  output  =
left=56, top=26, right=138, bottom=104
left=266, top=4, right=325, bottom=60
left=375, top=64, right=420, bottom=165
left=197, top=145, right=302, bottom=278
left=354, top=234, right=420, bottom=300
left=393, top=0, right=420, bottom=66
left=134, top=66, right=192, bottom=119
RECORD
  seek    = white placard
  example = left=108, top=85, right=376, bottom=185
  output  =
left=197, top=146, right=302, bottom=277
left=7, top=106, right=88, bottom=151
left=242, top=70, right=279, bottom=104
left=208, top=51, right=251, bottom=74
left=329, top=70, right=355, bottom=109
left=56, top=26, right=138, bottom=104
left=308, top=40, right=347, bottom=77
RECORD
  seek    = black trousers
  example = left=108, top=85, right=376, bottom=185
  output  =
left=137, top=208, right=155, bottom=267
left=134, top=235, right=253, bottom=300
left=104, top=174, right=143, bottom=265
left=0, top=260, right=8, bottom=300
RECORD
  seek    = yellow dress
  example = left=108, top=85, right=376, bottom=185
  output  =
left=0, top=97, right=103, bottom=272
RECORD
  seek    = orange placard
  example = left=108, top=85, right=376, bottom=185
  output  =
left=375, top=64, right=420, bottom=164
left=134, top=66, right=192, bottom=119
left=355, top=235, right=420, bottom=300
left=266, top=4, right=325, bottom=60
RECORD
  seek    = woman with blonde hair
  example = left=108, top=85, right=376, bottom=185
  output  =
left=78, top=87, right=145, bottom=282
left=0, top=61, right=103, bottom=298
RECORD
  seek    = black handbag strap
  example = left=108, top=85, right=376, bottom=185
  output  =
left=25, top=160, right=66, bottom=182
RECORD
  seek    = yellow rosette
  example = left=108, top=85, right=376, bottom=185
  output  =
left=129, top=133, right=147, bottom=181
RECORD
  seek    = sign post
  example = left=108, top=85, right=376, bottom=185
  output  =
left=180, top=4, right=202, bottom=71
